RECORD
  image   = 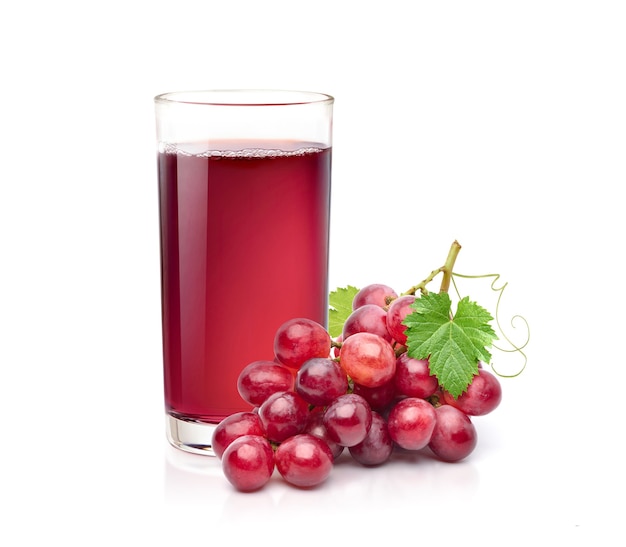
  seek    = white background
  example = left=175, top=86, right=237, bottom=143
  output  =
left=1, top=0, right=624, bottom=544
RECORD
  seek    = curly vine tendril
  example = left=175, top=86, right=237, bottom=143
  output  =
left=451, top=272, right=529, bottom=379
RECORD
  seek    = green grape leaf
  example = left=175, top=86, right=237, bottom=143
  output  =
left=328, top=285, right=359, bottom=338
left=403, top=292, right=498, bottom=398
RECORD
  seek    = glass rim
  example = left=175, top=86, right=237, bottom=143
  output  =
left=154, top=89, right=334, bottom=107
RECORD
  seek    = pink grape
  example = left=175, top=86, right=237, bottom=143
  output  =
left=221, top=435, right=275, bottom=492
left=349, top=411, right=393, bottom=466
left=303, top=407, right=344, bottom=460
left=275, top=434, right=334, bottom=488
left=295, top=357, right=349, bottom=406
left=258, top=390, right=309, bottom=443
left=385, top=294, right=416, bottom=345
left=442, top=368, right=502, bottom=416
left=428, top=405, right=477, bottom=462
left=339, top=332, right=396, bottom=388
left=387, top=397, right=437, bottom=450
left=323, top=393, right=373, bottom=447
left=352, top=283, right=398, bottom=310
left=237, top=360, right=295, bottom=406
left=342, top=304, right=393, bottom=342
left=211, top=411, right=266, bottom=459
left=394, top=354, right=439, bottom=399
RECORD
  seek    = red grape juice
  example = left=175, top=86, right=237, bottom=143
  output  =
left=158, top=142, right=331, bottom=424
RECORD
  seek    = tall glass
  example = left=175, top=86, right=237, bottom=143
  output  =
left=154, top=90, right=333, bottom=455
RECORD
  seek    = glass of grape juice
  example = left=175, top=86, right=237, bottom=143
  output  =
left=154, top=90, right=334, bottom=455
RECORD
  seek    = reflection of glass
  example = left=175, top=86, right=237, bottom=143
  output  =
left=164, top=445, right=277, bottom=513
left=164, top=445, right=224, bottom=504
left=155, top=90, right=334, bottom=456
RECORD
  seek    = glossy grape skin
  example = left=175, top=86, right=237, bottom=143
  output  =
left=303, top=407, right=344, bottom=460
left=342, top=304, right=393, bottom=342
left=339, top=332, right=396, bottom=388
left=349, top=411, right=393, bottom=466
left=258, top=390, right=309, bottom=443
left=385, top=295, right=416, bottom=345
left=352, top=283, right=398, bottom=310
left=394, top=354, right=439, bottom=399
left=211, top=411, right=266, bottom=459
left=428, top=405, right=478, bottom=462
left=273, top=318, right=331, bottom=369
left=221, top=435, right=275, bottom=492
left=442, top=368, right=502, bottom=416
left=237, top=360, right=295, bottom=407
left=387, top=397, right=437, bottom=450
left=323, top=393, right=373, bottom=447
left=352, top=379, right=396, bottom=412
left=295, top=357, right=349, bottom=406
left=275, top=434, right=334, bottom=488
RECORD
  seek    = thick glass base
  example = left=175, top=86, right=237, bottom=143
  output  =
left=166, top=414, right=218, bottom=456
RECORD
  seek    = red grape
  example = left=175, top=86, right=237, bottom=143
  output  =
left=387, top=397, right=437, bottom=450
left=352, top=283, right=398, bottom=310
left=349, top=411, right=393, bottom=466
left=323, top=393, right=373, bottom=447
left=295, top=357, right=349, bottom=406
left=212, top=275, right=509, bottom=491
left=428, top=405, right=477, bottom=462
left=258, top=390, right=309, bottom=443
left=237, top=360, right=295, bottom=407
left=394, top=354, right=439, bottom=399
left=211, top=411, right=266, bottom=459
left=274, top=318, right=331, bottom=369
left=442, top=368, right=502, bottom=416
left=275, top=433, right=334, bottom=488
left=352, top=379, right=396, bottom=412
left=303, top=407, right=344, bottom=460
left=385, top=295, right=416, bottom=345
left=339, top=332, right=396, bottom=388
left=342, top=304, right=393, bottom=342
left=221, top=435, right=275, bottom=492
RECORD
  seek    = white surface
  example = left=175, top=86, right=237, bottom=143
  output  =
left=1, top=1, right=624, bottom=544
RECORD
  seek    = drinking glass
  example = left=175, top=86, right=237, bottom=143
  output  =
left=154, top=90, right=334, bottom=455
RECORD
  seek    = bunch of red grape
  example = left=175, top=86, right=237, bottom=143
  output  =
left=212, top=283, right=503, bottom=492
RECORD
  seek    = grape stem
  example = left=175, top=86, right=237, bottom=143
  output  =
left=439, top=240, right=462, bottom=294
left=402, top=240, right=462, bottom=296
